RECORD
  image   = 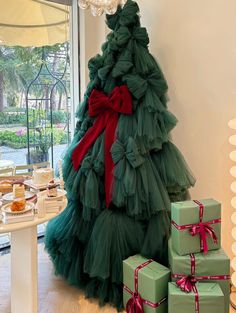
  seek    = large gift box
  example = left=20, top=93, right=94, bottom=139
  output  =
left=171, top=199, right=221, bottom=255
left=168, top=240, right=230, bottom=313
left=168, top=282, right=224, bottom=313
left=123, top=255, right=170, bottom=313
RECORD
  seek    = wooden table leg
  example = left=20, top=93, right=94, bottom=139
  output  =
left=11, top=227, right=38, bottom=313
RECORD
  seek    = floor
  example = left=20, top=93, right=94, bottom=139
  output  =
left=0, top=244, right=234, bottom=313
left=0, top=244, right=122, bottom=313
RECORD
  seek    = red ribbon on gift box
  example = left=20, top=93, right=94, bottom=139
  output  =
left=171, top=200, right=221, bottom=253
left=71, top=85, right=132, bottom=208
left=173, top=253, right=230, bottom=313
left=174, top=254, right=199, bottom=313
left=123, top=259, right=167, bottom=313
left=172, top=253, right=230, bottom=282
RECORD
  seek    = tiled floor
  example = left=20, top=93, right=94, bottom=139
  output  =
left=0, top=244, right=123, bottom=313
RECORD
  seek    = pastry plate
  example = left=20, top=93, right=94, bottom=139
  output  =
left=24, top=179, right=60, bottom=190
left=1, top=201, right=34, bottom=215
left=2, top=191, right=35, bottom=202
left=39, top=189, right=67, bottom=201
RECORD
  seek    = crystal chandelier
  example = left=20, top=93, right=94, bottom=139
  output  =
left=78, top=0, right=127, bottom=16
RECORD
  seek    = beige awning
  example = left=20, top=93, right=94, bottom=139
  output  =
left=0, top=0, right=69, bottom=47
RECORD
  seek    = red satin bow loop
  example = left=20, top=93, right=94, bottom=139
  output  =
left=189, top=222, right=218, bottom=253
left=126, top=292, right=144, bottom=313
left=176, top=275, right=197, bottom=293
left=192, top=200, right=218, bottom=253
left=176, top=253, right=197, bottom=293
left=175, top=253, right=200, bottom=313
left=71, top=85, right=132, bottom=208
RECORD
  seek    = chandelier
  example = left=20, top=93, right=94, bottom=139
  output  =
left=78, top=0, right=127, bottom=16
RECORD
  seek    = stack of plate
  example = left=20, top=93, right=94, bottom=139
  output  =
left=1, top=202, right=35, bottom=224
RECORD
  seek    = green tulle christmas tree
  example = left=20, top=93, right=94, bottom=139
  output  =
left=45, top=0, right=195, bottom=310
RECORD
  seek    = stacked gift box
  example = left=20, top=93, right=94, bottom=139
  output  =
left=123, top=254, right=170, bottom=313
left=169, top=198, right=230, bottom=313
left=122, top=199, right=230, bottom=313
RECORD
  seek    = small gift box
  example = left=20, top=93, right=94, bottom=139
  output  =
left=123, top=255, right=170, bottom=313
left=168, top=282, right=224, bottom=313
left=168, top=240, right=230, bottom=313
left=171, top=199, right=221, bottom=255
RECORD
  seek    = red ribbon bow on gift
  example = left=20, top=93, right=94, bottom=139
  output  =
left=176, top=278, right=199, bottom=313
left=191, top=200, right=218, bottom=253
left=189, top=222, right=218, bottom=253
left=126, top=292, right=145, bottom=313
left=171, top=200, right=220, bottom=254
left=123, top=259, right=167, bottom=313
left=72, top=85, right=132, bottom=208
left=176, top=275, right=197, bottom=293
left=176, top=254, right=200, bottom=313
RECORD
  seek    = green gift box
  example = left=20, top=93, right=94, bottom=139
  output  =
left=171, top=199, right=221, bottom=255
left=168, top=282, right=224, bottom=313
left=168, top=240, right=230, bottom=313
left=123, top=255, right=170, bottom=313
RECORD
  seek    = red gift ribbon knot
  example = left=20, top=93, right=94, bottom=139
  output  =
left=174, top=253, right=229, bottom=313
left=126, top=291, right=145, bottom=313
left=176, top=275, right=197, bottom=293
left=175, top=253, right=199, bottom=313
left=72, top=85, right=132, bottom=208
left=171, top=200, right=220, bottom=253
left=189, top=221, right=218, bottom=253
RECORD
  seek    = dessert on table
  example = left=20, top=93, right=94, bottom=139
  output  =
left=13, top=184, right=25, bottom=199
left=46, top=180, right=59, bottom=197
left=0, top=181, right=13, bottom=194
left=32, top=168, right=54, bottom=185
left=10, top=198, right=26, bottom=212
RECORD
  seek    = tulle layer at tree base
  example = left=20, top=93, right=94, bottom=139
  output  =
left=45, top=203, right=171, bottom=310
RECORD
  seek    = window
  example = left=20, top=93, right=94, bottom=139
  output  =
left=0, top=1, right=80, bottom=249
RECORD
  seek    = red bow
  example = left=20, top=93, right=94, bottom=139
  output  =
left=72, top=85, right=132, bottom=208
left=176, top=276, right=200, bottom=313
left=189, top=222, right=218, bottom=254
left=176, top=275, right=197, bottom=293
left=123, top=259, right=166, bottom=312
left=126, top=292, right=145, bottom=313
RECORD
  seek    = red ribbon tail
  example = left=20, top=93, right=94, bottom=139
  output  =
left=201, top=230, right=208, bottom=253
left=71, top=115, right=106, bottom=171
left=104, top=112, right=118, bottom=208
left=206, top=225, right=218, bottom=245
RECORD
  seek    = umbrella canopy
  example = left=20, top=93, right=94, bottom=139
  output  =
left=0, top=0, right=69, bottom=47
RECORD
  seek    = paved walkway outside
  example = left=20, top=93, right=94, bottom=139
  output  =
left=0, top=144, right=67, bottom=168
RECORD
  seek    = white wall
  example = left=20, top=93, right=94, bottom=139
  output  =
left=81, top=0, right=236, bottom=258
left=137, top=0, right=236, bottom=258
left=79, top=10, right=106, bottom=97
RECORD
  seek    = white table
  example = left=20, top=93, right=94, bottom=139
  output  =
left=0, top=160, right=14, bottom=169
left=0, top=199, right=67, bottom=313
